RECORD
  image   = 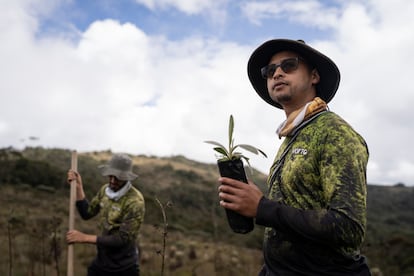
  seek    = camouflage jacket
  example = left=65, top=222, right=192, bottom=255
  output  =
left=76, top=183, right=145, bottom=272
left=256, top=111, right=370, bottom=275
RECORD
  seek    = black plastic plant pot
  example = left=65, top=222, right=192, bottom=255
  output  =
left=217, top=158, right=254, bottom=234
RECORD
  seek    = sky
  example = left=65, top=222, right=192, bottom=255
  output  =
left=1, top=0, right=414, bottom=186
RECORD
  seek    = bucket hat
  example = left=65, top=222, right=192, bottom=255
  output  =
left=247, top=39, right=340, bottom=109
left=98, top=154, right=138, bottom=181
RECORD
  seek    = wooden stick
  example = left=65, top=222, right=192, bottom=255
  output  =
left=67, top=151, right=77, bottom=276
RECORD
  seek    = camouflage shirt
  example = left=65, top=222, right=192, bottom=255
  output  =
left=256, top=111, right=370, bottom=275
left=76, top=183, right=145, bottom=272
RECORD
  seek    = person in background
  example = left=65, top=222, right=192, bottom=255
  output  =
left=66, top=153, right=145, bottom=276
left=218, top=39, right=370, bottom=275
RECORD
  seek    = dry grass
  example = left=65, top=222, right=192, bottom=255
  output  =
left=0, top=184, right=263, bottom=276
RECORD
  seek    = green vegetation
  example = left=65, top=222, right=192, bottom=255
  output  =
left=0, top=147, right=413, bottom=275
left=204, top=115, right=267, bottom=166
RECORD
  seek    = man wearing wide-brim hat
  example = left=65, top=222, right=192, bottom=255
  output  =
left=66, top=153, right=145, bottom=276
left=218, top=39, right=371, bottom=275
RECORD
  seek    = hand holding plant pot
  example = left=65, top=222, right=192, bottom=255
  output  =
left=205, top=115, right=267, bottom=234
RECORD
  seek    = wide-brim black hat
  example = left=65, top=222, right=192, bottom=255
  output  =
left=247, top=39, right=340, bottom=109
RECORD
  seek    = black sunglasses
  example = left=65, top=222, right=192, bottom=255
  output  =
left=261, top=57, right=301, bottom=79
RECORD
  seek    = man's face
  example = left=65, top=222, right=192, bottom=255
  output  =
left=265, top=51, right=319, bottom=111
left=108, top=175, right=127, bottom=192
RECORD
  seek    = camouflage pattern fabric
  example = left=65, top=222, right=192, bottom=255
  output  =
left=76, top=184, right=145, bottom=271
left=260, top=111, right=369, bottom=275
left=85, top=184, right=145, bottom=244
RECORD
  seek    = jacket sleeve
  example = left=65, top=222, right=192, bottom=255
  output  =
left=257, top=117, right=369, bottom=250
left=75, top=185, right=107, bottom=220
left=256, top=196, right=365, bottom=249
left=76, top=198, right=100, bottom=220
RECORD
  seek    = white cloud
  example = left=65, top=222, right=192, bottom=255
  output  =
left=133, top=0, right=229, bottom=27
left=327, top=1, right=414, bottom=185
left=134, top=0, right=227, bottom=15
left=1, top=0, right=414, bottom=186
left=0, top=2, right=277, bottom=173
left=241, top=0, right=340, bottom=29
left=238, top=0, right=414, bottom=186
left=387, top=161, right=414, bottom=185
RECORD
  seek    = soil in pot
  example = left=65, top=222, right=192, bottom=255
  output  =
left=218, top=158, right=254, bottom=234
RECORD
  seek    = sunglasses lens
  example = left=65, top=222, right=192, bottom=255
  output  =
left=261, top=58, right=299, bottom=79
left=281, top=58, right=299, bottom=73
left=261, top=64, right=276, bottom=79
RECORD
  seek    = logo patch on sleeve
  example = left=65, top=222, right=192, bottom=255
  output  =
left=292, top=148, right=308, bottom=156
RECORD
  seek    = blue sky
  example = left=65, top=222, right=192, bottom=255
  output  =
left=1, top=0, right=414, bottom=186
left=37, top=0, right=332, bottom=43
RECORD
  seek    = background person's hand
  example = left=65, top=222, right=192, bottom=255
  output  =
left=66, top=229, right=97, bottom=244
left=67, top=169, right=83, bottom=188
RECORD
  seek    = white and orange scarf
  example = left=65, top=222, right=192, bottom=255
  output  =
left=276, top=97, right=327, bottom=138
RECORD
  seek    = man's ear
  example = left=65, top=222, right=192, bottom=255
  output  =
left=311, top=69, right=320, bottom=85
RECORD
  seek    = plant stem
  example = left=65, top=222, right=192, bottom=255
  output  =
left=155, top=197, right=168, bottom=276
left=7, top=220, right=13, bottom=276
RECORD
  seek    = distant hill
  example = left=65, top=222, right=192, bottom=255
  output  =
left=1, top=147, right=413, bottom=276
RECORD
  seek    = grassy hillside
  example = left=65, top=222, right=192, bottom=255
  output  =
left=1, top=147, right=413, bottom=276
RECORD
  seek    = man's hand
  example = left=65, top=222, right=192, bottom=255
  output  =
left=218, top=177, right=263, bottom=217
left=67, top=169, right=85, bottom=200
left=67, top=169, right=82, bottom=187
left=66, top=230, right=97, bottom=244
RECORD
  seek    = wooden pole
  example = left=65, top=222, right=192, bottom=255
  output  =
left=67, top=151, right=77, bottom=276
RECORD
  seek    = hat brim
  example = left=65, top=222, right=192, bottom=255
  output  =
left=98, top=165, right=138, bottom=181
left=247, top=39, right=340, bottom=109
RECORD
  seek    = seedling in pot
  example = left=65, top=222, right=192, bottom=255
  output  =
left=205, top=114, right=267, bottom=234
left=204, top=114, right=267, bottom=170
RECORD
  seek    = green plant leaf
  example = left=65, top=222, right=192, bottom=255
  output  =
left=228, top=115, right=234, bottom=155
left=232, top=151, right=243, bottom=157
left=238, top=144, right=268, bottom=158
left=205, top=114, right=267, bottom=167
left=257, top=149, right=268, bottom=158
left=213, top=147, right=229, bottom=157
left=204, top=140, right=226, bottom=149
